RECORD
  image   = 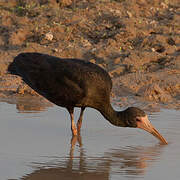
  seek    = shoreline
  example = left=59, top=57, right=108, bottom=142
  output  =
left=0, top=0, right=179, bottom=111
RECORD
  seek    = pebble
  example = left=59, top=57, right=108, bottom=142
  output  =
left=45, top=32, right=53, bottom=41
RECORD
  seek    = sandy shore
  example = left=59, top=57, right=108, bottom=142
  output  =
left=0, top=0, right=179, bottom=111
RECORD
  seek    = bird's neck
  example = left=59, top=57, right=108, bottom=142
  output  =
left=99, top=104, right=126, bottom=127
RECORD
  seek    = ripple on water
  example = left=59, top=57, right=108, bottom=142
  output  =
left=0, top=101, right=180, bottom=179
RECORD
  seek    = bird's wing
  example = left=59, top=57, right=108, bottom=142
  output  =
left=10, top=53, right=86, bottom=106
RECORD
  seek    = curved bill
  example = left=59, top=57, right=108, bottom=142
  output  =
left=137, top=115, right=168, bottom=145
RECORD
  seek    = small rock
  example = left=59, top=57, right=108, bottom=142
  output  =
left=52, top=48, right=58, bottom=52
left=151, top=48, right=156, bottom=52
left=45, top=32, right=53, bottom=41
left=89, top=59, right=96, bottom=64
left=152, top=44, right=165, bottom=53
left=127, top=11, right=132, bottom=18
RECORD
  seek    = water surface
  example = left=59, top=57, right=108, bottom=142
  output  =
left=0, top=100, right=180, bottom=180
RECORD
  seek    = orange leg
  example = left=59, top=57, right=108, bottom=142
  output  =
left=68, top=108, right=77, bottom=136
left=70, top=134, right=82, bottom=158
left=77, top=107, right=85, bottom=133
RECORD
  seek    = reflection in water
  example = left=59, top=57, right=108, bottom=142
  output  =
left=16, top=97, right=52, bottom=113
left=0, top=95, right=53, bottom=113
left=106, top=145, right=162, bottom=177
left=22, top=136, right=164, bottom=180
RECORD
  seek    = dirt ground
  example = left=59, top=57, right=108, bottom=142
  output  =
left=0, top=0, right=179, bottom=111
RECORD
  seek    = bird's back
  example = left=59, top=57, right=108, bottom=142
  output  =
left=8, top=53, right=112, bottom=109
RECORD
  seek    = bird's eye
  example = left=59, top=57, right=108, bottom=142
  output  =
left=136, top=118, right=141, bottom=122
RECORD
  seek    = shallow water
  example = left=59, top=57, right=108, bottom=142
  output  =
left=0, top=100, right=180, bottom=180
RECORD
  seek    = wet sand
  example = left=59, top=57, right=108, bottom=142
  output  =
left=0, top=100, right=180, bottom=180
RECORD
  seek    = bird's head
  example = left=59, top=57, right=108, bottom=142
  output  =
left=122, top=107, right=168, bottom=144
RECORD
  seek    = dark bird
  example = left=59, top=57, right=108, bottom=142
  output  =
left=8, top=53, right=167, bottom=144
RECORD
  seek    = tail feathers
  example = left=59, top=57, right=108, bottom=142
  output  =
left=8, top=52, right=36, bottom=75
left=8, top=61, right=18, bottom=75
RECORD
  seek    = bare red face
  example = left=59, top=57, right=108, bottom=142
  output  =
left=136, top=115, right=168, bottom=145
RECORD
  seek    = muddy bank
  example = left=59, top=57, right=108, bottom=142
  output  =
left=0, top=0, right=180, bottom=110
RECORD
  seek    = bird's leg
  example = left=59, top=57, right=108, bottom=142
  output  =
left=67, top=107, right=77, bottom=136
left=69, top=135, right=83, bottom=160
left=77, top=134, right=82, bottom=147
left=77, top=107, right=85, bottom=134
left=70, top=135, right=77, bottom=158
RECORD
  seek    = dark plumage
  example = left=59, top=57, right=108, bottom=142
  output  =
left=8, top=52, right=167, bottom=144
